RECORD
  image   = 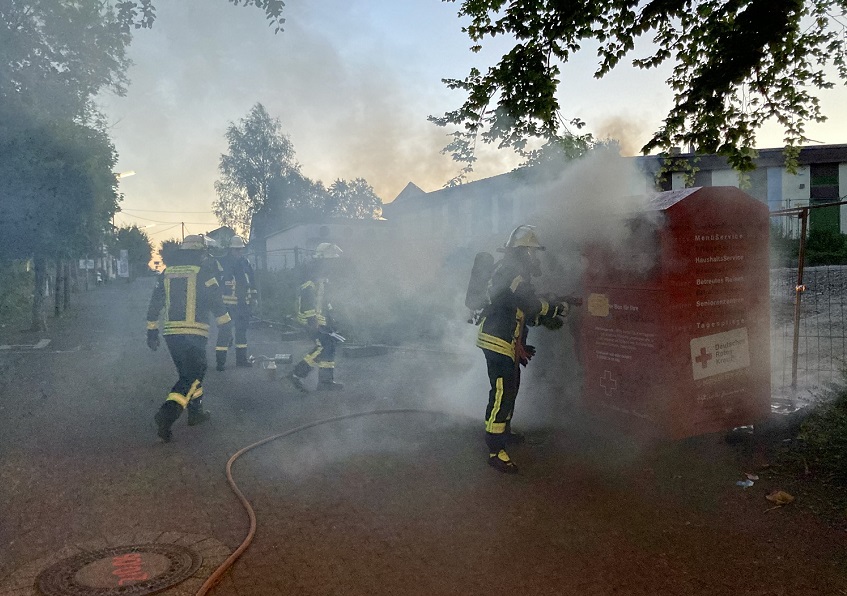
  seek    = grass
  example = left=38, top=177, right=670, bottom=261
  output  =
left=766, top=381, right=847, bottom=524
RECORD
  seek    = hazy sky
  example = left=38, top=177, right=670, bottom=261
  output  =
left=98, top=0, right=847, bottom=244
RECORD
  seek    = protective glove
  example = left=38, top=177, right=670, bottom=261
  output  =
left=558, top=295, right=583, bottom=307
left=146, top=328, right=160, bottom=351
left=525, top=345, right=536, bottom=359
left=540, top=316, right=564, bottom=330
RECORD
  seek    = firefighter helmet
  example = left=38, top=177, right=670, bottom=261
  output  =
left=502, top=225, right=545, bottom=251
left=180, top=235, right=206, bottom=250
left=229, top=235, right=246, bottom=249
left=314, top=242, right=342, bottom=259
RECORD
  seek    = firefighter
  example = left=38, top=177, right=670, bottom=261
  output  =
left=477, top=225, right=574, bottom=474
left=288, top=242, right=344, bottom=392
left=215, top=235, right=257, bottom=370
left=147, top=234, right=232, bottom=442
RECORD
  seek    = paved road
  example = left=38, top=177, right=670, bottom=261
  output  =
left=1, top=278, right=846, bottom=595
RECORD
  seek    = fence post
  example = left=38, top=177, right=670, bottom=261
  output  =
left=791, top=208, right=809, bottom=389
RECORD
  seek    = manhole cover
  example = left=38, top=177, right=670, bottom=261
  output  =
left=36, top=543, right=202, bottom=596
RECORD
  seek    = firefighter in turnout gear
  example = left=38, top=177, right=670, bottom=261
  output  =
left=289, top=242, right=344, bottom=392
left=147, top=234, right=232, bottom=442
left=476, top=225, right=575, bottom=474
left=215, top=235, right=257, bottom=370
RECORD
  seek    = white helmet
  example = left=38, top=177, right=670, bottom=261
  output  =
left=180, top=235, right=206, bottom=250
left=314, top=242, right=342, bottom=259
left=502, top=224, right=545, bottom=251
left=229, top=235, right=246, bottom=249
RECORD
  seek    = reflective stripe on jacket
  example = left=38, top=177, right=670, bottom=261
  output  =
left=297, top=279, right=330, bottom=327
left=476, top=260, right=549, bottom=360
left=147, top=260, right=231, bottom=337
left=220, top=255, right=256, bottom=307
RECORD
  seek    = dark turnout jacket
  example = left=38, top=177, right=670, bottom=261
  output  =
left=475, top=258, right=552, bottom=361
left=147, top=255, right=231, bottom=337
left=220, top=254, right=256, bottom=307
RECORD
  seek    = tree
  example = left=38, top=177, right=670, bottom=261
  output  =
left=326, top=178, right=383, bottom=219
left=0, top=114, right=121, bottom=328
left=159, top=238, right=180, bottom=267
left=0, top=1, right=130, bottom=329
left=114, top=0, right=285, bottom=33
left=432, top=0, right=847, bottom=172
left=1, top=0, right=133, bottom=122
left=213, top=103, right=298, bottom=237
left=113, top=225, right=153, bottom=278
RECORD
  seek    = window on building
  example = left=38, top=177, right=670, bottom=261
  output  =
left=810, top=163, right=840, bottom=233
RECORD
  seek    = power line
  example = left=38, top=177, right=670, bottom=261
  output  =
left=115, top=212, right=218, bottom=225
left=121, top=208, right=213, bottom=214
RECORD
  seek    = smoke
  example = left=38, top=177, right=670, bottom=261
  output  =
left=314, top=147, right=659, bottom=443
left=594, top=115, right=650, bottom=157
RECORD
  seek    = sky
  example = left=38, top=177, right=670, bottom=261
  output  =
left=98, top=0, right=847, bottom=246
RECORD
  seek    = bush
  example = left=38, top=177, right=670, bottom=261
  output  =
left=769, top=225, right=847, bottom=267
left=0, top=260, right=34, bottom=331
left=805, top=228, right=847, bottom=266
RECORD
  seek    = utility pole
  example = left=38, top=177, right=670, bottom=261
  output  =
left=181, top=222, right=185, bottom=241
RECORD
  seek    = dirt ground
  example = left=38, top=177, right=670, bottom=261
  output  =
left=1, top=277, right=846, bottom=595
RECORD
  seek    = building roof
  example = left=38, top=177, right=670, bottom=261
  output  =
left=383, top=170, right=521, bottom=216
left=635, top=143, right=847, bottom=172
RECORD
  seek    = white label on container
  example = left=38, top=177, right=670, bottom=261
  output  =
left=689, top=327, right=750, bottom=380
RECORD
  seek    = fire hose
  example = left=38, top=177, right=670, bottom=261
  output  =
left=194, top=408, right=440, bottom=596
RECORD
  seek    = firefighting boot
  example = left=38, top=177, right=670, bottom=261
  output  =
left=154, top=400, right=182, bottom=443
left=288, top=360, right=311, bottom=393
left=288, top=373, right=308, bottom=392
left=487, top=450, right=519, bottom=474
left=485, top=432, right=517, bottom=473
left=187, top=399, right=211, bottom=426
left=215, top=351, right=227, bottom=372
left=235, top=347, right=252, bottom=368
left=316, top=368, right=343, bottom=391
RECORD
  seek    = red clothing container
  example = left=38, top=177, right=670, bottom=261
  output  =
left=580, top=186, right=771, bottom=440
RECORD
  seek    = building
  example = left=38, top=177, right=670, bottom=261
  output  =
left=384, top=144, right=847, bottom=247
left=638, top=144, right=847, bottom=233
left=261, top=218, right=389, bottom=271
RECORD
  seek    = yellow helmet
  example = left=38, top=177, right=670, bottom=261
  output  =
left=502, top=225, right=545, bottom=251
left=229, top=235, right=246, bottom=249
left=314, top=242, right=343, bottom=259
left=180, top=235, right=206, bottom=250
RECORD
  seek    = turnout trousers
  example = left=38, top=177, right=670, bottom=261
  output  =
left=165, top=334, right=208, bottom=408
left=292, top=331, right=338, bottom=382
left=482, top=349, right=521, bottom=454
left=215, top=304, right=250, bottom=366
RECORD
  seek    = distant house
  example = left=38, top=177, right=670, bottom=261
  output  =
left=636, top=144, right=847, bottom=234
left=382, top=170, right=535, bottom=258
left=261, top=218, right=389, bottom=271
left=384, top=144, right=847, bottom=248
left=205, top=226, right=237, bottom=248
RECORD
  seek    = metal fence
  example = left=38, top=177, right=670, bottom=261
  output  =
left=770, top=201, right=847, bottom=399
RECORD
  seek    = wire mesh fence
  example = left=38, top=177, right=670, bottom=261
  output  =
left=770, top=208, right=847, bottom=399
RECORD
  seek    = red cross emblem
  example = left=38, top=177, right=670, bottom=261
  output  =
left=695, top=347, right=713, bottom=369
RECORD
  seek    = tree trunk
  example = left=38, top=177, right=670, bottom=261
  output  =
left=54, top=258, right=62, bottom=317
left=30, top=255, right=47, bottom=332
left=63, top=261, right=71, bottom=308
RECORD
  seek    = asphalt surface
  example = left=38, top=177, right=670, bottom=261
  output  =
left=1, top=277, right=847, bottom=595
